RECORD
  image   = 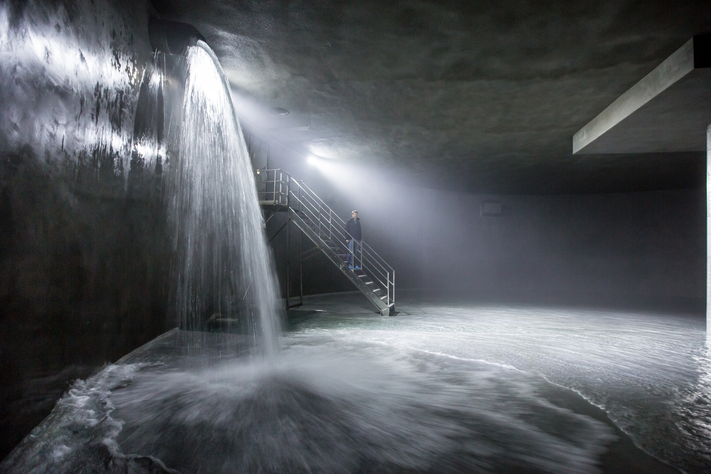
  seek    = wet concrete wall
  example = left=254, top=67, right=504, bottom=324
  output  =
left=0, top=0, right=169, bottom=460
left=332, top=184, right=706, bottom=310
left=416, top=188, right=704, bottom=305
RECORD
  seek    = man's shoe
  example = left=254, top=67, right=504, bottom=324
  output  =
left=349, top=265, right=353, bottom=269
left=355, top=266, right=360, bottom=269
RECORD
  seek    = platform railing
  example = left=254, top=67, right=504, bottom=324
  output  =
left=256, top=168, right=290, bottom=207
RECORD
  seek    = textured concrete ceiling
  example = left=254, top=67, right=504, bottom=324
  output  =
left=152, top=0, right=711, bottom=193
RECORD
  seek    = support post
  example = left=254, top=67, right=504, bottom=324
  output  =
left=286, top=204, right=290, bottom=310
left=707, top=125, right=710, bottom=331
left=299, top=182, right=303, bottom=306
left=299, top=221, right=304, bottom=306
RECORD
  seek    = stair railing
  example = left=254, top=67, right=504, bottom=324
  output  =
left=288, top=179, right=395, bottom=307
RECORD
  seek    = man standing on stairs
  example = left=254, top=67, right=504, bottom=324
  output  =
left=345, top=210, right=361, bottom=269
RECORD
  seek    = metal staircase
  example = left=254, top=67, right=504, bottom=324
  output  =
left=257, top=169, right=395, bottom=316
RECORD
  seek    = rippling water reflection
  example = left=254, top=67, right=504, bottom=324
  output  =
left=288, top=296, right=709, bottom=472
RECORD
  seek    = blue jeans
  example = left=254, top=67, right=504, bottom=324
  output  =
left=347, top=240, right=360, bottom=267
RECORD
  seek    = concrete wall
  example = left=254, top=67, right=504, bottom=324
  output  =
left=0, top=0, right=168, bottom=460
left=410, top=188, right=705, bottom=303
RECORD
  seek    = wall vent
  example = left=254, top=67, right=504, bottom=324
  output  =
left=481, top=201, right=502, bottom=217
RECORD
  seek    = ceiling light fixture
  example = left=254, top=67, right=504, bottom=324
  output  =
left=269, top=107, right=290, bottom=116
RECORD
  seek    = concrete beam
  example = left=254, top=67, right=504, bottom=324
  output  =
left=574, top=35, right=711, bottom=155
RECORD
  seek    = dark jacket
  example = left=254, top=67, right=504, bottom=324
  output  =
left=345, top=217, right=361, bottom=241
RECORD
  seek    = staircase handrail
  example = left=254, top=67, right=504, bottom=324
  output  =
left=296, top=182, right=395, bottom=272
left=297, top=181, right=347, bottom=224
left=289, top=182, right=389, bottom=268
left=288, top=193, right=394, bottom=304
left=292, top=181, right=394, bottom=269
left=287, top=179, right=395, bottom=306
left=291, top=195, right=392, bottom=283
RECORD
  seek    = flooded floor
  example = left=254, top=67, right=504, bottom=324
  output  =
left=2, top=292, right=709, bottom=473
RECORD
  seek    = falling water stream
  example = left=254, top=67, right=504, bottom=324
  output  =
left=167, top=41, right=282, bottom=358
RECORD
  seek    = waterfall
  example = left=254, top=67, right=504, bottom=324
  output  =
left=166, top=41, right=282, bottom=358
